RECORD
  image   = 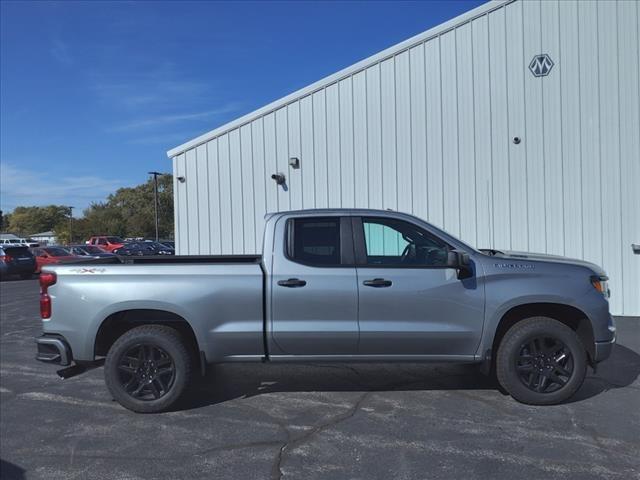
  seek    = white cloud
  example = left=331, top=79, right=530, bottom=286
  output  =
left=0, top=163, right=126, bottom=214
left=126, top=131, right=195, bottom=146
left=89, top=63, right=213, bottom=110
left=109, top=104, right=240, bottom=132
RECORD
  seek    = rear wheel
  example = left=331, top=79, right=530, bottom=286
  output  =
left=496, top=317, right=587, bottom=405
left=104, top=325, right=192, bottom=413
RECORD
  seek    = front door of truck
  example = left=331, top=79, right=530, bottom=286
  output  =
left=354, top=216, right=484, bottom=356
left=270, top=216, right=359, bottom=355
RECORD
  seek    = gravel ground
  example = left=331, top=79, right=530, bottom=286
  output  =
left=1, top=278, right=638, bottom=480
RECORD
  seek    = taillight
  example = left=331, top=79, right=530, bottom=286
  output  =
left=1, top=254, right=12, bottom=263
left=39, top=272, right=57, bottom=319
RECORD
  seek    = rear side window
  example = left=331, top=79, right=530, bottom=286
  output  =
left=3, top=246, right=32, bottom=257
left=44, top=247, right=70, bottom=257
left=288, top=217, right=341, bottom=266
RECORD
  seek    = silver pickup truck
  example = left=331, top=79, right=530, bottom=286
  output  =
left=36, top=209, right=616, bottom=412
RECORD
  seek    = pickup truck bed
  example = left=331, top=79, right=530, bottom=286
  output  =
left=66, top=254, right=262, bottom=265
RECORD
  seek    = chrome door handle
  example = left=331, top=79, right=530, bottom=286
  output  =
left=362, top=278, right=392, bottom=288
left=277, top=278, right=307, bottom=288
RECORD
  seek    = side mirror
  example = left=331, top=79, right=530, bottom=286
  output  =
left=446, top=250, right=469, bottom=267
left=446, top=250, right=472, bottom=279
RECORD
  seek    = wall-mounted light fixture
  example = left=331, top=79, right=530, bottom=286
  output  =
left=177, top=176, right=186, bottom=183
left=289, top=157, right=300, bottom=169
left=271, top=172, right=288, bottom=191
left=271, top=173, right=286, bottom=185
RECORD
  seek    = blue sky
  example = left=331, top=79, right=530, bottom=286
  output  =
left=0, top=0, right=484, bottom=215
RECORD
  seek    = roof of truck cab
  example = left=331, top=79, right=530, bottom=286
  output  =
left=266, top=208, right=402, bottom=217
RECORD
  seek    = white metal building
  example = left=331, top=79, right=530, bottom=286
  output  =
left=167, top=0, right=640, bottom=316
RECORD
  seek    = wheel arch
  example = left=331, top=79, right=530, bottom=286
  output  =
left=94, top=309, right=202, bottom=363
left=490, top=303, right=596, bottom=368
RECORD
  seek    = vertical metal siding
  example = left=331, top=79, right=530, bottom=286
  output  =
left=172, top=0, right=640, bottom=315
left=617, top=0, right=640, bottom=316
left=471, top=14, right=492, bottom=250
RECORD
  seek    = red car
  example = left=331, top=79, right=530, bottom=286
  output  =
left=86, top=236, right=125, bottom=252
left=31, top=247, right=80, bottom=273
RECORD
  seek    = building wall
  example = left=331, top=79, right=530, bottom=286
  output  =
left=170, top=0, right=640, bottom=315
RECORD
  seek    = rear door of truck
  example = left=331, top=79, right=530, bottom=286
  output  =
left=268, top=215, right=359, bottom=355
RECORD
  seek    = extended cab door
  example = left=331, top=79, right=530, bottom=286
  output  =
left=269, top=216, right=359, bottom=355
left=353, top=216, right=484, bottom=357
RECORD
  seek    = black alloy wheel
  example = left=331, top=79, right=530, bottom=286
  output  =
left=118, top=344, right=176, bottom=400
left=104, top=325, right=192, bottom=413
left=496, top=316, right=587, bottom=405
left=515, top=336, right=574, bottom=394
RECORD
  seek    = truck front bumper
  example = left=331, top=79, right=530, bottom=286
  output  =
left=35, top=335, right=72, bottom=366
left=593, top=316, right=616, bottom=363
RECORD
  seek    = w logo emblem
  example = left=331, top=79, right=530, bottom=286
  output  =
left=529, top=54, right=554, bottom=77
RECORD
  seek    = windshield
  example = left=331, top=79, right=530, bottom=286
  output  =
left=83, top=246, right=105, bottom=253
left=147, top=242, right=169, bottom=249
left=3, top=246, right=30, bottom=255
left=44, top=247, right=71, bottom=257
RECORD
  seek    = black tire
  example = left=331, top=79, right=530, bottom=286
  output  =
left=104, top=325, right=192, bottom=413
left=496, top=317, right=587, bottom=405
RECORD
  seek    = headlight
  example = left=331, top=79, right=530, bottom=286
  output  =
left=591, top=275, right=610, bottom=298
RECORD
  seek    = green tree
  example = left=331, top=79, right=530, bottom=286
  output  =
left=5, top=176, right=174, bottom=244
left=6, top=205, right=70, bottom=236
left=78, top=175, right=174, bottom=241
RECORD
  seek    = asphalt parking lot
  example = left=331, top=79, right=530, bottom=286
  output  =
left=0, top=278, right=638, bottom=480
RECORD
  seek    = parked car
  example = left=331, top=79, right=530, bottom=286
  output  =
left=31, top=246, right=80, bottom=273
left=67, top=245, right=117, bottom=258
left=86, top=236, right=125, bottom=252
left=144, top=241, right=174, bottom=255
left=0, top=237, right=29, bottom=247
left=159, top=241, right=175, bottom=250
left=113, top=241, right=173, bottom=256
left=0, top=245, right=37, bottom=279
left=35, top=209, right=615, bottom=413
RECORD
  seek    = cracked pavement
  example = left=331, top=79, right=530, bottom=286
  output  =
left=1, top=279, right=639, bottom=479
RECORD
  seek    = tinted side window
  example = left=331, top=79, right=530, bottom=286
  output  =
left=362, top=217, right=449, bottom=267
left=289, top=217, right=341, bottom=266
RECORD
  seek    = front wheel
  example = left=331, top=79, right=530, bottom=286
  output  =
left=496, top=317, right=587, bottom=405
left=104, top=325, right=192, bottom=413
